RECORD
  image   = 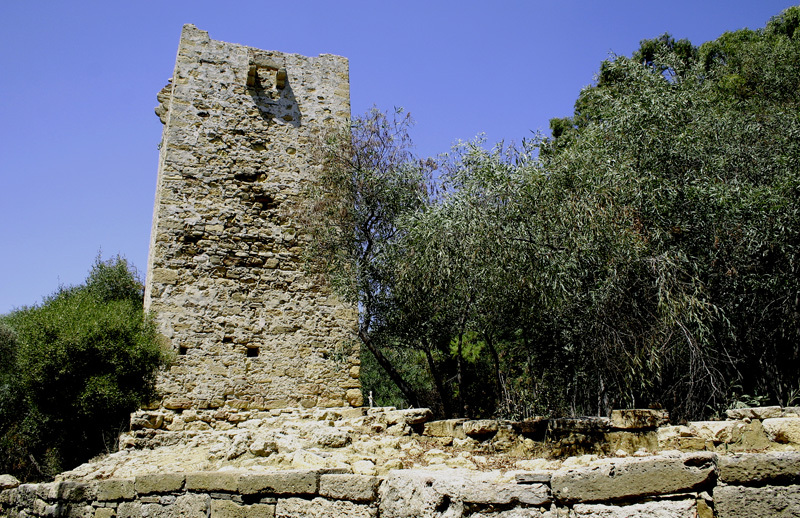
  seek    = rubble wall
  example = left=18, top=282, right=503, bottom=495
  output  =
left=144, top=25, right=359, bottom=411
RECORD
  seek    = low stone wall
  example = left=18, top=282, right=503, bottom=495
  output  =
left=2, top=452, right=799, bottom=517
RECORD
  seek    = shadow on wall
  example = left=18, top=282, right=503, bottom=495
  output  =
left=247, top=51, right=302, bottom=127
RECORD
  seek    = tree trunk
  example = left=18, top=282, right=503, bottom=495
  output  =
left=359, top=329, right=421, bottom=408
left=424, top=346, right=451, bottom=418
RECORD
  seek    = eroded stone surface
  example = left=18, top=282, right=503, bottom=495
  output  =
left=763, top=418, right=800, bottom=444
left=726, top=406, right=784, bottom=420
left=715, top=484, right=800, bottom=518
left=237, top=470, right=318, bottom=495
left=719, top=452, right=800, bottom=485
left=610, top=409, right=669, bottom=429
left=551, top=452, right=716, bottom=504
left=0, top=474, right=20, bottom=490
left=378, top=469, right=551, bottom=518
left=571, top=498, right=696, bottom=517
left=319, top=474, right=380, bottom=502
left=211, top=499, right=277, bottom=518
left=276, top=497, right=376, bottom=518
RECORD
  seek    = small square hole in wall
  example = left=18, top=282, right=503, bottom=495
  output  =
left=178, top=346, right=188, bottom=356
left=246, top=347, right=259, bottom=358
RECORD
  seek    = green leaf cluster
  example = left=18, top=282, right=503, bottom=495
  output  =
left=0, top=256, right=169, bottom=481
left=308, top=7, right=800, bottom=422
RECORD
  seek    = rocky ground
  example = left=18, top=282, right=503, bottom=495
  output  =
left=58, top=405, right=800, bottom=482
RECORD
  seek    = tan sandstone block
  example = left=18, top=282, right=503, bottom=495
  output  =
left=719, top=452, right=800, bottom=485
left=610, top=409, right=669, bottom=429
left=551, top=452, right=716, bottom=504
left=763, top=417, right=800, bottom=444
left=94, top=508, right=115, bottom=518
left=319, top=474, right=381, bottom=502
left=151, top=268, right=179, bottom=285
left=96, top=478, right=135, bottom=501
left=346, top=389, right=363, bottom=407
left=572, top=498, right=695, bottom=517
left=276, top=497, right=375, bottom=518
left=185, top=472, right=239, bottom=492
left=134, top=473, right=185, bottom=494
left=715, top=484, right=800, bottom=518
left=211, top=499, right=276, bottom=518
left=423, top=419, right=467, bottom=439
left=237, top=470, right=318, bottom=495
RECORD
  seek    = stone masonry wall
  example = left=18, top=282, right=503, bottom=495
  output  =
left=144, top=25, right=360, bottom=411
left=3, top=453, right=800, bottom=517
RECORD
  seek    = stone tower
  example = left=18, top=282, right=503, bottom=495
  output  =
left=144, top=25, right=361, bottom=411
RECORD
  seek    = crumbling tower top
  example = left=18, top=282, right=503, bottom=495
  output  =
left=145, top=25, right=360, bottom=411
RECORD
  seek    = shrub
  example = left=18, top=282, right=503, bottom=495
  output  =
left=0, top=256, right=168, bottom=481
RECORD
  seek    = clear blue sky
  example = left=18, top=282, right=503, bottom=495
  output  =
left=0, top=1, right=796, bottom=313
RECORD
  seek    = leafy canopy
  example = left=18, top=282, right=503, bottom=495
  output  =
left=0, top=256, right=169, bottom=481
left=308, top=7, right=800, bottom=421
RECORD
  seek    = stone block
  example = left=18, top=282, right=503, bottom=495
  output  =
left=0, top=474, right=20, bottom=490
left=96, top=478, right=135, bottom=501
left=610, top=409, right=669, bottom=429
left=719, top=452, right=800, bottom=485
left=163, top=397, right=193, bottom=410
left=319, top=474, right=380, bottom=502
left=211, top=498, right=276, bottom=518
left=379, top=469, right=550, bottom=518
left=605, top=430, right=658, bottom=455
left=384, top=408, right=432, bottom=426
left=237, top=470, right=318, bottom=495
left=94, top=508, right=116, bottom=518
left=346, top=389, right=364, bottom=407
left=572, top=498, right=696, bottom=517
left=725, top=406, right=783, bottom=420
left=311, top=427, right=350, bottom=448
left=276, top=497, right=376, bottom=518
left=551, top=452, right=716, bottom=504
left=130, top=412, right=165, bottom=430
left=338, top=407, right=367, bottom=419
left=56, top=481, right=94, bottom=502
left=151, top=268, right=178, bottom=285
left=463, top=420, right=499, bottom=437
left=715, top=484, right=800, bottom=518
left=461, top=482, right=550, bottom=506
left=186, top=472, right=239, bottom=492
left=134, top=473, right=185, bottom=494
left=423, top=419, right=467, bottom=439
left=785, top=407, right=800, bottom=417
left=763, top=417, right=800, bottom=444
left=689, top=420, right=748, bottom=444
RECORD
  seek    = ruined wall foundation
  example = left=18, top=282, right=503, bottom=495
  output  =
left=144, top=25, right=360, bottom=411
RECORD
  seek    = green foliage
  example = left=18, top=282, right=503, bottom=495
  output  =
left=309, top=7, right=800, bottom=422
left=0, top=256, right=168, bottom=481
left=303, top=108, right=436, bottom=409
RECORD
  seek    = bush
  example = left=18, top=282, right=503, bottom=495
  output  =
left=0, top=256, right=168, bottom=481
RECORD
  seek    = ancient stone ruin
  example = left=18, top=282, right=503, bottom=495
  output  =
left=143, top=24, right=360, bottom=411
left=2, top=25, right=800, bottom=518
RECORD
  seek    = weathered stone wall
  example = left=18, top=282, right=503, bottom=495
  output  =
left=3, top=453, right=800, bottom=517
left=4, top=406, right=800, bottom=516
left=144, top=25, right=360, bottom=411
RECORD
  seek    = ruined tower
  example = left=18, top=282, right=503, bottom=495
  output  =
left=144, top=25, right=360, bottom=410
